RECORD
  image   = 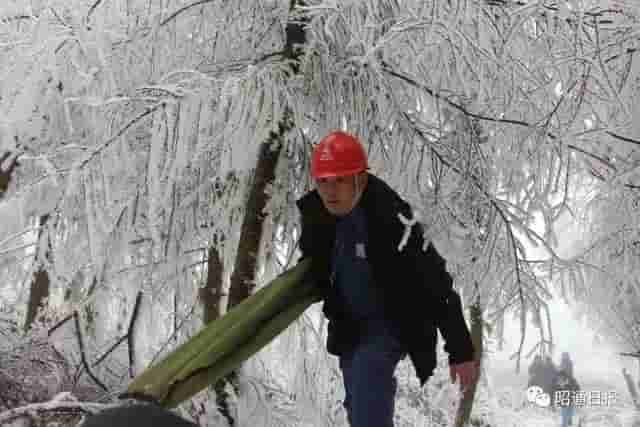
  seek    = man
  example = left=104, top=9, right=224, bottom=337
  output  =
left=296, top=130, right=478, bottom=427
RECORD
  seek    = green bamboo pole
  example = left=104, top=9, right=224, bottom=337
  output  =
left=169, top=269, right=311, bottom=383
left=126, top=259, right=315, bottom=402
left=162, top=293, right=317, bottom=407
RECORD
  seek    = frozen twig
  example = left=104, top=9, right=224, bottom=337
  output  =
left=0, top=226, right=42, bottom=250
left=77, top=102, right=165, bottom=171
left=148, top=303, right=198, bottom=366
left=73, top=313, right=108, bottom=392
left=48, top=313, right=74, bottom=337
left=0, top=400, right=115, bottom=425
left=160, top=0, right=217, bottom=27
left=0, top=242, right=37, bottom=258
left=384, top=64, right=639, bottom=170
left=89, top=292, right=142, bottom=379
left=87, top=0, right=104, bottom=21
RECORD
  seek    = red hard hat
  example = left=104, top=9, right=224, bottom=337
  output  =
left=311, top=131, right=368, bottom=179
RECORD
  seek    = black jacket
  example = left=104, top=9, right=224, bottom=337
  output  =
left=296, top=174, right=474, bottom=385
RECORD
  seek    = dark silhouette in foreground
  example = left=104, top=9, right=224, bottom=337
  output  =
left=82, top=404, right=196, bottom=427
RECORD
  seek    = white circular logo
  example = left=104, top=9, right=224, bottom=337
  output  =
left=526, top=386, right=551, bottom=407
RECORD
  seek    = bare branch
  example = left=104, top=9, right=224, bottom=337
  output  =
left=87, top=0, right=104, bottom=21
left=382, top=63, right=542, bottom=128
left=128, top=292, right=143, bottom=378
left=383, top=64, right=622, bottom=172
left=606, top=131, right=640, bottom=146
left=161, top=0, right=217, bottom=27
left=0, top=15, right=33, bottom=24
left=0, top=226, right=41, bottom=250
left=148, top=303, right=198, bottom=366
left=73, top=313, right=108, bottom=392
left=89, top=291, right=142, bottom=380
left=78, top=102, right=165, bottom=170
left=92, top=334, right=128, bottom=368
left=48, top=313, right=74, bottom=337
left=0, top=242, right=37, bottom=258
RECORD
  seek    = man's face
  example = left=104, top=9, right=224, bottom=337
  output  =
left=316, top=174, right=361, bottom=216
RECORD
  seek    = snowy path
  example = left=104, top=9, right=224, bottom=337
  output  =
left=482, top=386, right=637, bottom=427
left=510, top=406, right=637, bottom=427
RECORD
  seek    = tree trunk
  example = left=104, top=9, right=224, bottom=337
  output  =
left=226, top=0, right=308, bottom=308
left=227, top=124, right=288, bottom=308
left=200, top=240, right=238, bottom=426
left=455, top=299, right=483, bottom=427
left=200, top=243, right=225, bottom=324
left=24, top=214, right=51, bottom=332
left=218, top=4, right=306, bottom=423
left=0, top=151, right=18, bottom=198
left=198, top=171, right=239, bottom=323
left=197, top=172, right=240, bottom=425
left=216, top=116, right=293, bottom=425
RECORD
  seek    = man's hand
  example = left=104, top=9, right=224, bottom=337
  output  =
left=449, top=360, right=480, bottom=392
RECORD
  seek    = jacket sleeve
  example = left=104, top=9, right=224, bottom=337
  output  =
left=296, top=199, right=332, bottom=301
left=396, top=204, right=475, bottom=365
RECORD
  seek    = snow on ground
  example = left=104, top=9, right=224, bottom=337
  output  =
left=481, top=382, right=637, bottom=426
left=484, top=356, right=638, bottom=427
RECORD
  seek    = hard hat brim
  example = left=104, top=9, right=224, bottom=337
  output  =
left=312, top=166, right=368, bottom=179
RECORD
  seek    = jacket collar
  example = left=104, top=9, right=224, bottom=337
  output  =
left=296, top=173, right=394, bottom=224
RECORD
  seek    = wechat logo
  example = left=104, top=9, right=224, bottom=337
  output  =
left=526, top=385, right=551, bottom=407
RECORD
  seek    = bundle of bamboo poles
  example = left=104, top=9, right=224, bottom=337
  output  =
left=125, top=259, right=318, bottom=408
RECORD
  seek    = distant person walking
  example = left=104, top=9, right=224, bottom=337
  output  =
left=527, top=354, right=544, bottom=389
left=559, top=352, right=574, bottom=377
left=553, top=352, right=580, bottom=427
left=541, top=355, right=558, bottom=407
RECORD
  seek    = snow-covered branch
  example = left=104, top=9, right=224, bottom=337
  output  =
left=0, top=400, right=115, bottom=426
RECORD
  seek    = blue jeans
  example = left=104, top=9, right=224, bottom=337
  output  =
left=560, top=406, right=575, bottom=427
left=339, top=328, right=406, bottom=427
